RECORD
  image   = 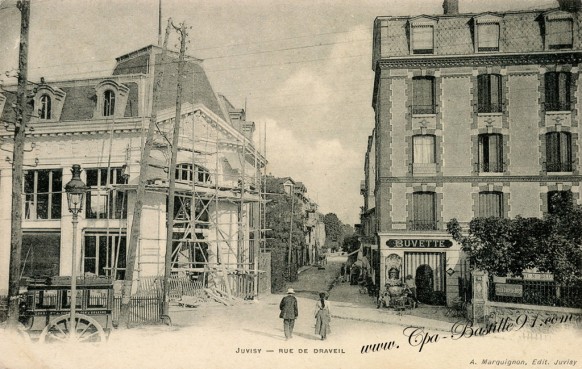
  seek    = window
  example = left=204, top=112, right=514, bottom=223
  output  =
left=411, top=192, right=436, bottom=230
left=103, top=90, right=115, bottom=116
left=413, top=135, right=436, bottom=163
left=86, top=168, right=127, bottom=219
left=24, top=169, right=62, bottom=220
left=84, top=233, right=126, bottom=280
left=478, top=134, right=503, bottom=173
left=39, top=94, right=51, bottom=120
left=175, top=163, right=211, bottom=184
left=412, top=26, right=434, bottom=54
left=477, top=23, right=500, bottom=52
left=547, top=190, right=573, bottom=214
left=547, top=19, right=573, bottom=50
left=478, top=191, right=503, bottom=218
left=477, top=74, right=502, bottom=113
left=20, top=232, right=60, bottom=278
left=546, top=131, right=572, bottom=172
left=412, top=76, right=436, bottom=114
left=545, top=72, right=571, bottom=111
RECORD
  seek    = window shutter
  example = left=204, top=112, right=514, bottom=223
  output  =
left=546, top=132, right=559, bottom=170
left=558, top=72, right=571, bottom=108
left=412, top=26, right=434, bottom=51
left=479, top=192, right=502, bottom=217
left=560, top=132, right=572, bottom=171
left=547, top=19, right=573, bottom=48
left=478, top=23, right=500, bottom=50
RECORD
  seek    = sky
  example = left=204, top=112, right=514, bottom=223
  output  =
left=0, top=0, right=557, bottom=225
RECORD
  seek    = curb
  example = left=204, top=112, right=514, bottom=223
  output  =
left=330, top=313, right=452, bottom=333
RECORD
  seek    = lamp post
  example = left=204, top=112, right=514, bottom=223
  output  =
left=64, top=164, right=87, bottom=339
left=284, top=183, right=294, bottom=281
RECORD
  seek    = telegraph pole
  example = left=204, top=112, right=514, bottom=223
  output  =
left=119, top=19, right=172, bottom=329
left=7, top=0, right=30, bottom=329
left=162, top=21, right=187, bottom=318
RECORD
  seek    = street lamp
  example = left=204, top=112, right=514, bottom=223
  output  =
left=65, top=164, right=87, bottom=339
left=283, top=183, right=294, bottom=281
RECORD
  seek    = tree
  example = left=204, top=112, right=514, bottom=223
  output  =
left=323, top=213, right=343, bottom=250
left=447, top=198, right=582, bottom=284
left=264, top=176, right=306, bottom=289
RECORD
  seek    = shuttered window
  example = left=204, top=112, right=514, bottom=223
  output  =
left=413, top=135, right=436, bottom=163
left=547, top=19, right=573, bottom=49
left=477, top=23, right=500, bottom=51
left=545, top=72, right=571, bottom=111
left=478, top=191, right=503, bottom=218
left=412, top=192, right=436, bottom=230
left=412, top=76, right=436, bottom=114
left=477, top=74, right=502, bottom=113
left=546, top=131, right=572, bottom=172
left=547, top=190, right=572, bottom=214
left=478, top=134, right=503, bottom=172
left=412, top=26, right=434, bottom=54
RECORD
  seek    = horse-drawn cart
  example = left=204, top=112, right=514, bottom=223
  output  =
left=18, top=276, right=113, bottom=343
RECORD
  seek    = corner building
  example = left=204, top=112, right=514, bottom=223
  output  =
left=370, top=0, right=582, bottom=305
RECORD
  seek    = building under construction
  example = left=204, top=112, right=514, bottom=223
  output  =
left=0, top=45, right=268, bottom=298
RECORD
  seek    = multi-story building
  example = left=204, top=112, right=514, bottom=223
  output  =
left=369, top=0, right=582, bottom=305
left=0, top=45, right=266, bottom=296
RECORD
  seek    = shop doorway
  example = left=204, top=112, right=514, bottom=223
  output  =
left=404, top=252, right=446, bottom=305
left=415, top=265, right=434, bottom=304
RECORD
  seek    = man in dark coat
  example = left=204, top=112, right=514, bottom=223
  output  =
left=279, top=288, right=298, bottom=339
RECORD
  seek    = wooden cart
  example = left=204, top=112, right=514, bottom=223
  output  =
left=19, top=277, right=113, bottom=343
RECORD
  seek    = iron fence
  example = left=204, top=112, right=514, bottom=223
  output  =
left=488, top=277, right=582, bottom=308
left=112, top=296, right=162, bottom=326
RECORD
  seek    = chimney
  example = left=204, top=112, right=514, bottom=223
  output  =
left=443, top=0, right=459, bottom=15
left=558, top=0, right=582, bottom=11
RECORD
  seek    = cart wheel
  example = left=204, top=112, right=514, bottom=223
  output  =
left=161, top=314, right=172, bottom=326
left=39, top=314, right=106, bottom=344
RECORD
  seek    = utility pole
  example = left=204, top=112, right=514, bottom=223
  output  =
left=162, top=21, right=187, bottom=318
left=119, top=19, right=172, bottom=329
left=7, top=0, right=30, bottom=330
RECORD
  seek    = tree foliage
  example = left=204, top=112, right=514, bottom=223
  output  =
left=447, top=193, right=582, bottom=284
left=323, top=213, right=343, bottom=242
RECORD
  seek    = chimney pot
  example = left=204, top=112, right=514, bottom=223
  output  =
left=443, top=0, right=459, bottom=15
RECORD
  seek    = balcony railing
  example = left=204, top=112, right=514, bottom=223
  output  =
left=546, top=162, right=573, bottom=172
left=477, top=103, right=503, bottom=113
left=412, top=105, right=436, bottom=115
left=479, top=162, right=504, bottom=173
left=409, top=220, right=437, bottom=231
left=544, top=101, right=572, bottom=112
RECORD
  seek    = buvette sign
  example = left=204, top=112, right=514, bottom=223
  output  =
left=386, top=239, right=453, bottom=248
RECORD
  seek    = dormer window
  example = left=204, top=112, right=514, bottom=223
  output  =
left=39, top=94, right=51, bottom=120
left=473, top=14, right=502, bottom=53
left=548, top=18, right=573, bottom=49
left=412, top=25, right=434, bottom=54
left=103, top=90, right=115, bottom=116
left=94, top=80, right=129, bottom=119
left=32, top=84, right=66, bottom=122
left=477, top=23, right=499, bottom=52
left=544, top=11, right=574, bottom=50
left=408, top=17, right=437, bottom=55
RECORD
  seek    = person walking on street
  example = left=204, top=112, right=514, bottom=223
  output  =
left=314, top=292, right=331, bottom=340
left=279, top=288, right=299, bottom=340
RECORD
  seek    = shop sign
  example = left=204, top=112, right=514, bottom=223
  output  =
left=522, top=272, right=554, bottom=282
left=386, top=239, right=452, bottom=248
left=495, top=283, right=523, bottom=297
